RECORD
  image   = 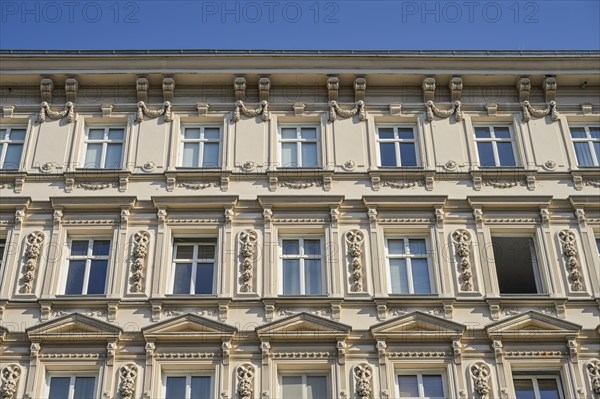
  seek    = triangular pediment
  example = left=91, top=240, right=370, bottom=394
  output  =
left=486, top=311, right=581, bottom=341
left=27, top=313, right=122, bottom=342
left=371, top=311, right=465, bottom=341
left=142, top=313, right=236, bottom=342
left=256, top=313, right=351, bottom=341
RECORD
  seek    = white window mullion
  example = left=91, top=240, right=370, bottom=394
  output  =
left=299, top=238, right=306, bottom=294
left=191, top=245, right=199, bottom=294
left=69, top=376, right=76, bottom=399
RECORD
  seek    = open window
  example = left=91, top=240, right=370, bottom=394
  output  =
left=491, top=236, right=541, bottom=294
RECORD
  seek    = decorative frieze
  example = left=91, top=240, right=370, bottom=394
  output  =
left=51, top=308, right=107, bottom=319
left=329, top=100, right=366, bottom=122
left=236, top=364, right=255, bottom=399
left=382, top=180, right=423, bottom=189
left=558, top=229, right=584, bottom=291
left=522, top=100, right=559, bottom=122
left=238, top=229, right=258, bottom=293
left=500, top=307, right=555, bottom=317
left=136, top=101, right=173, bottom=123
left=586, top=359, right=600, bottom=395
left=280, top=180, right=322, bottom=189
left=232, top=100, right=270, bottom=122
left=470, top=362, right=491, bottom=398
left=272, top=352, right=331, bottom=359
left=345, top=230, right=365, bottom=292
left=0, top=365, right=22, bottom=399
left=387, top=307, right=444, bottom=317
left=154, top=352, right=215, bottom=359
left=354, top=364, right=373, bottom=399
left=130, top=231, right=150, bottom=293
left=388, top=351, right=449, bottom=358
left=76, top=182, right=117, bottom=191
left=118, top=364, right=138, bottom=399
left=38, top=102, right=75, bottom=123
left=425, top=100, right=463, bottom=122
left=162, top=308, right=217, bottom=318
left=452, top=229, right=473, bottom=291
left=276, top=307, right=332, bottom=318
left=178, top=181, right=219, bottom=190
left=20, top=231, right=45, bottom=294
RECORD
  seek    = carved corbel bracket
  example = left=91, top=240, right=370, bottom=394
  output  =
left=196, top=102, right=209, bottom=116
left=354, top=77, right=366, bottom=102
left=567, top=338, right=578, bottom=363
left=517, top=77, right=531, bottom=103
left=65, top=77, right=78, bottom=103
left=543, top=76, right=557, bottom=102
left=40, top=77, right=54, bottom=102
left=376, top=340, right=387, bottom=364
left=422, top=76, right=436, bottom=102
left=453, top=339, right=462, bottom=364
left=38, top=102, right=75, bottom=124
left=449, top=76, right=463, bottom=102
left=337, top=339, right=347, bottom=365
left=426, top=100, right=463, bottom=122
left=327, top=76, right=339, bottom=102
left=136, top=77, right=149, bottom=103
left=293, top=102, right=305, bottom=116
left=101, top=104, right=113, bottom=117
left=232, top=100, right=270, bottom=122
left=234, top=76, right=247, bottom=101
left=136, top=101, right=173, bottom=123
left=162, top=77, right=175, bottom=102
left=329, top=100, right=366, bottom=122
left=260, top=341, right=271, bottom=365
left=259, top=76, right=271, bottom=102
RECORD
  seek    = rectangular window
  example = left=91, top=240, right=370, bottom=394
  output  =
left=180, top=127, right=221, bottom=168
left=377, top=126, right=418, bottom=167
left=570, top=126, right=600, bottom=166
left=281, top=374, right=329, bottom=399
left=513, top=374, right=564, bottom=399
left=0, top=127, right=26, bottom=170
left=492, top=237, right=540, bottom=294
left=48, top=376, right=96, bottom=399
left=171, top=239, right=216, bottom=295
left=83, top=127, right=124, bottom=168
left=474, top=126, right=517, bottom=167
left=397, top=373, right=445, bottom=398
left=596, top=238, right=600, bottom=256
left=281, top=238, right=324, bottom=295
left=165, top=375, right=212, bottom=399
left=386, top=238, right=432, bottom=294
left=64, top=239, right=110, bottom=295
left=0, top=238, right=5, bottom=281
left=279, top=126, right=320, bottom=167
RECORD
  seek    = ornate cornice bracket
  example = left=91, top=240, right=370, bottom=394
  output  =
left=354, top=77, right=366, bottom=102
left=327, top=76, right=339, bottom=102
left=517, top=77, right=531, bottom=102
left=449, top=76, right=463, bottom=102
left=136, top=101, right=173, bottom=123
left=40, top=77, right=54, bottom=102
left=234, top=76, right=247, bottom=101
left=543, top=76, right=557, bottom=102
left=162, top=77, right=175, bottom=102
left=259, top=76, right=271, bottom=102
left=232, top=100, right=270, bottom=122
left=65, top=77, right=78, bottom=103
left=136, top=77, right=149, bottom=103
left=422, top=76, right=436, bottom=102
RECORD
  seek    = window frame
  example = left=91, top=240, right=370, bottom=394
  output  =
left=395, top=370, right=448, bottom=399
left=278, top=371, right=331, bottom=399
left=278, top=125, right=322, bottom=168
left=473, top=125, right=518, bottom=167
left=63, top=238, right=111, bottom=296
left=375, top=125, right=419, bottom=167
left=162, top=372, right=214, bottom=399
left=569, top=125, right=600, bottom=166
left=81, top=125, right=126, bottom=169
left=490, top=234, right=543, bottom=295
left=278, top=236, right=326, bottom=296
left=0, top=126, right=26, bottom=170
left=169, top=238, right=218, bottom=296
left=178, top=125, right=222, bottom=168
left=384, top=237, right=433, bottom=295
left=512, top=374, right=565, bottom=399
left=45, top=373, right=98, bottom=399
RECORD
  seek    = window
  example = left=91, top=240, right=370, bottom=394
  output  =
left=0, top=238, right=5, bottom=281
left=48, top=376, right=96, bottom=399
left=171, top=239, right=216, bottom=295
left=570, top=126, right=600, bottom=166
left=492, top=237, right=540, bottom=294
left=279, top=126, right=320, bottom=167
left=280, top=374, right=329, bottom=399
left=0, top=127, right=25, bottom=170
left=180, top=127, right=221, bottom=168
left=377, top=126, right=418, bottom=167
left=386, top=238, right=431, bottom=294
left=65, top=240, right=110, bottom=295
left=165, top=375, right=212, bottom=399
left=596, top=238, right=600, bottom=256
left=474, top=126, right=517, bottom=167
left=513, top=374, right=564, bottom=399
left=397, top=373, right=445, bottom=398
left=83, top=127, right=124, bottom=168
left=281, top=238, right=324, bottom=295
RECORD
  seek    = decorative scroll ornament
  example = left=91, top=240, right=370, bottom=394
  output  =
left=37, top=102, right=75, bottom=123
left=236, top=364, right=255, bottom=399
left=130, top=231, right=150, bottom=293
left=521, top=100, right=559, bottom=122
left=0, top=365, right=22, bottom=399
left=232, top=100, right=270, bottom=122
left=329, top=100, right=366, bottom=122
left=452, top=230, right=473, bottom=291
left=425, top=100, right=463, bottom=122
left=238, top=229, right=258, bottom=292
left=470, top=363, right=491, bottom=398
left=136, top=101, right=173, bottom=123
left=586, top=359, right=600, bottom=394
left=558, top=230, right=584, bottom=291
left=118, top=364, right=138, bottom=399
left=21, top=232, right=45, bottom=293
left=354, top=364, right=373, bottom=399
left=345, top=230, right=365, bottom=292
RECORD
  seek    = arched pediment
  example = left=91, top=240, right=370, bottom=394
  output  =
left=256, top=312, right=351, bottom=342
left=26, top=313, right=122, bottom=343
left=370, top=311, right=465, bottom=342
left=142, top=313, right=237, bottom=342
left=486, top=311, right=581, bottom=341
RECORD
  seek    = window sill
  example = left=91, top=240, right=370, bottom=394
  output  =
left=165, top=294, right=217, bottom=297
left=55, top=294, right=108, bottom=298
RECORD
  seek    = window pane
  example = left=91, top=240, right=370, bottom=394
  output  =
left=304, top=240, right=321, bottom=256
left=388, top=239, right=404, bottom=255
left=538, top=379, right=560, bottom=399
left=398, top=375, right=419, bottom=397
left=389, top=259, right=408, bottom=294
left=73, top=377, right=96, bottom=399
left=88, top=129, right=105, bottom=140
left=182, top=143, right=200, bottom=167
left=92, top=240, right=110, bottom=256
left=282, top=240, right=300, bottom=255
left=66, top=260, right=86, bottom=294
left=494, top=127, right=511, bottom=139
left=397, top=128, right=414, bottom=139
left=302, top=142, right=318, bottom=167
left=108, top=129, right=124, bottom=140
left=71, top=241, right=89, bottom=256
left=104, top=143, right=122, bottom=168
left=411, top=258, right=431, bottom=294
left=197, top=244, right=216, bottom=260
left=281, top=128, right=297, bottom=139
left=175, top=245, right=195, bottom=259
left=590, top=127, right=600, bottom=139
left=184, top=128, right=201, bottom=139
left=477, top=142, right=495, bottom=167
left=48, top=377, right=71, bottom=399
left=191, top=376, right=212, bottom=399
left=173, top=263, right=192, bottom=294
left=475, top=127, right=491, bottom=138
left=305, top=259, right=323, bottom=295
left=593, top=142, right=600, bottom=164
left=378, top=128, right=395, bottom=139
left=195, top=263, right=214, bottom=294
left=204, top=128, right=220, bottom=140
left=84, top=143, right=102, bottom=168
left=281, top=142, right=298, bottom=167
left=282, top=259, right=300, bottom=295
left=399, top=143, right=417, bottom=166
left=2, top=144, right=23, bottom=169
left=573, top=142, right=594, bottom=166
left=408, top=239, right=426, bottom=255
left=165, top=377, right=187, bottom=399
left=514, top=379, right=536, bottom=399
left=202, top=143, right=220, bottom=167
left=379, top=143, right=397, bottom=166
left=306, top=376, right=328, bottom=399
left=497, top=142, right=516, bottom=166
left=281, top=376, right=303, bottom=398
left=422, top=375, right=444, bottom=397
left=9, top=129, right=26, bottom=141
left=300, top=128, right=317, bottom=140
left=87, top=260, right=108, bottom=294
left=570, top=127, right=587, bottom=138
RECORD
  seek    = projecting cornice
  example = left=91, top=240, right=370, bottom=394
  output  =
left=362, top=195, right=447, bottom=210
left=256, top=312, right=351, bottom=342
left=142, top=313, right=237, bottom=343
left=485, top=311, right=581, bottom=342
left=258, top=195, right=344, bottom=210
left=27, top=313, right=122, bottom=343
left=151, top=196, right=238, bottom=210
left=370, top=311, right=465, bottom=342
left=50, top=196, right=136, bottom=211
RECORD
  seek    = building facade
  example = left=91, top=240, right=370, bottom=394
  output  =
left=0, top=50, right=599, bottom=399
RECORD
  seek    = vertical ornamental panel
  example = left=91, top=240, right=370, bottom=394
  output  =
left=452, top=230, right=473, bottom=291
left=354, top=364, right=373, bottom=399
left=470, top=362, right=491, bottom=398
left=238, top=229, right=258, bottom=293
left=118, top=364, right=138, bottom=399
left=345, top=230, right=365, bottom=292
left=0, top=365, right=22, bottom=399
left=20, top=232, right=45, bottom=293
left=587, top=360, right=600, bottom=395
left=558, top=230, right=584, bottom=291
left=130, top=231, right=150, bottom=293
left=237, top=364, right=255, bottom=399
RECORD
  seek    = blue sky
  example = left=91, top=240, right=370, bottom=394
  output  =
left=0, top=0, right=599, bottom=50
